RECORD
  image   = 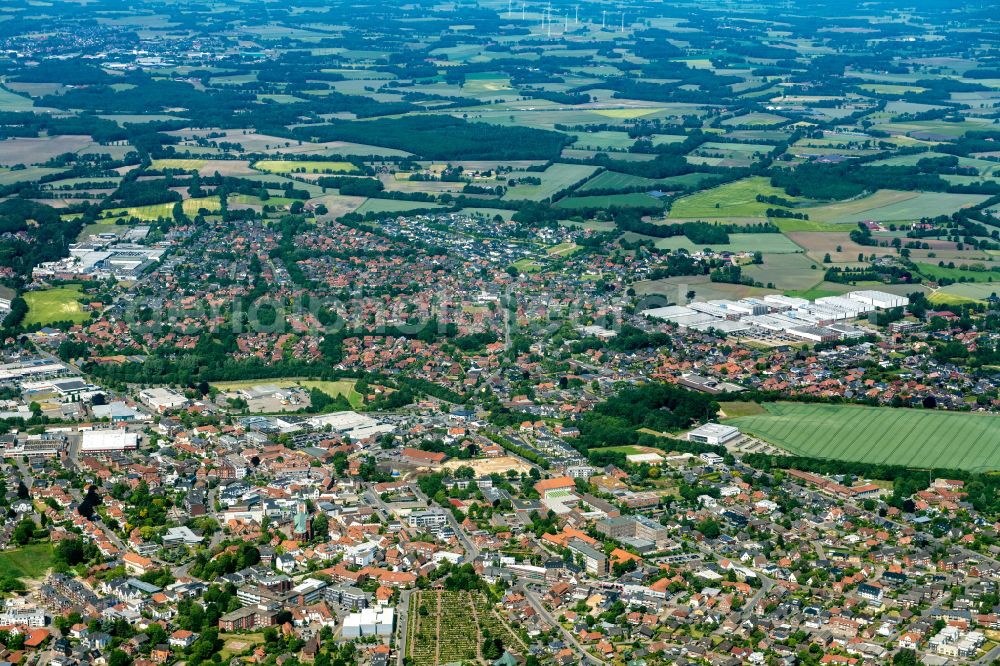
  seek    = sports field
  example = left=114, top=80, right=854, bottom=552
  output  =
left=24, top=286, right=90, bottom=326
left=730, top=402, right=1000, bottom=472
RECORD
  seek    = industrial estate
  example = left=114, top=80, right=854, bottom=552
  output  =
left=0, top=0, right=999, bottom=665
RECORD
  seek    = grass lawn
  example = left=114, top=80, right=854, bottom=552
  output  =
left=218, top=632, right=265, bottom=659
left=547, top=242, right=580, bottom=257
left=730, top=402, right=1000, bottom=472
left=77, top=222, right=128, bottom=241
left=589, top=445, right=649, bottom=456
left=210, top=378, right=363, bottom=409
left=511, top=258, right=543, bottom=273
left=0, top=542, right=56, bottom=580
left=24, top=286, right=90, bottom=326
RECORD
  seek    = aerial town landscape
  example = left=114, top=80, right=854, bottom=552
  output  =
left=1, top=0, right=1000, bottom=664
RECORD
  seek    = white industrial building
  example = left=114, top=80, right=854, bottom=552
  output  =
left=341, top=607, right=394, bottom=638
left=80, top=430, right=139, bottom=452
left=139, top=387, right=188, bottom=413
left=641, top=290, right=905, bottom=342
left=688, top=423, right=741, bottom=446
left=307, top=410, right=395, bottom=441
left=763, top=294, right=809, bottom=310
left=847, top=290, right=909, bottom=309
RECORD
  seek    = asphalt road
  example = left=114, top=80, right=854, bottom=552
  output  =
left=516, top=581, right=606, bottom=666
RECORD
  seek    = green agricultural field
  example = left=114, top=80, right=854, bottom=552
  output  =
left=668, top=176, right=804, bottom=219
left=811, top=191, right=991, bottom=225
left=798, top=190, right=918, bottom=224
left=253, top=160, right=358, bottom=174
left=0, top=167, right=66, bottom=186
left=576, top=170, right=712, bottom=193
left=915, top=262, right=1000, bottom=284
left=554, top=192, right=665, bottom=210
left=729, top=402, right=1000, bottom=472
left=354, top=199, right=445, bottom=215
left=23, top=286, right=90, bottom=326
left=742, top=253, right=824, bottom=290
left=502, top=163, right=599, bottom=202
left=0, top=88, right=34, bottom=111
left=104, top=196, right=221, bottom=221
left=578, top=170, right=659, bottom=191
left=930, top=282, right=1000, bottom=304
left=718, top=401, right=766, bottom=418
left=859, top=83, right=927, bottom=95
left=647, top=233, right=804, bottom=254
left=0, top=543, right=56, bottom=581
left=570, top=130, right=637, bottom=151
left=772, top=218, right=862, bottom=233
left=150, top=158, right=208, bottom=171
left=720, top=112, right=788, bottom=127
